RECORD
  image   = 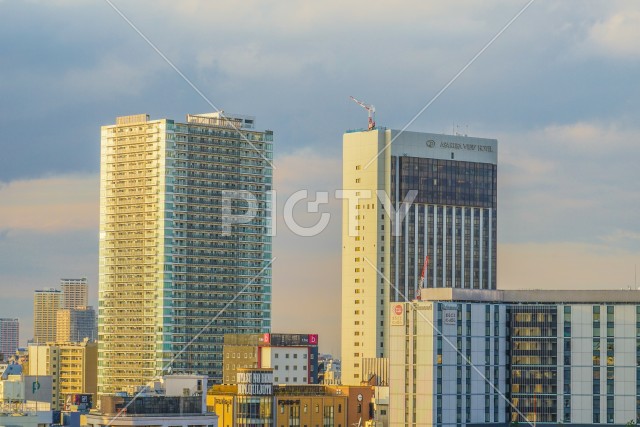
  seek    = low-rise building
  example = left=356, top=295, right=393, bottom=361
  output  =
left=319, top=356, right=341, bottom=385
left=27, top=340, right=97, bottom=410
left=390, top=288, right=640, bottom=426
left=208, top=368, right=375, bottom=427
left=86, top=375, right=216, bottom=427
left=223, top=333, right=319, bottom=385
left=0, top=364, right=54, bottom=426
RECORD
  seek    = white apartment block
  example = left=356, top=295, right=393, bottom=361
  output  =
left=389, top=288, right=640, bottom=426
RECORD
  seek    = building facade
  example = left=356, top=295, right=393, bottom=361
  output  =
left=28, top=340, right=98, bottom=411
left=0, top=318, right=19, bottom=361
left=88, top=376, right=216, bottom=427
left=33, top=289, right=62, bottom=344
left=99, top=113, right=273, bottom=394
left=342, top=128, right=498, bottom=385
left=208, top=379, right=375, bottom=427
left=56, top=306, right=97, bottom=342
left=319, top=356, right=341, bottom=385
left=223, top=333, right=319, bottom=385
left=60, top=278, right=89, bottom=309
left=389, top=288, right=640, bottom=426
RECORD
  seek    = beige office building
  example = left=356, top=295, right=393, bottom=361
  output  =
left=33, top=289, right=62, bottom=344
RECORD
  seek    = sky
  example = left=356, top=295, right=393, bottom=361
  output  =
left=1, top=0, right=640, bottom=355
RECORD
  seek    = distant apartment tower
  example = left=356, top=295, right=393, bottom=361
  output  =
left=0, top=318, right=19, bottom=361
left=57, top=306, right=97, bottom=342
left=61, top=278, right=89, bottom=309
left=99, top=113, right=273, bottom=394
left=33, top=289, right=62, bottom=344
left=222, top=333, right=319, bottom=385
left=341, top=128, right=497, bottom=384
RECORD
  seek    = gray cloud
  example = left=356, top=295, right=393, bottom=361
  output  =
left=3, top=1, right=640, bottom=181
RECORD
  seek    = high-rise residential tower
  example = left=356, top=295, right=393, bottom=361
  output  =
left=99, top=113, right=273, bottom=394
left=33, top=288, right=62, bottom=343
left=341, top=128, right=497, bottom=384
left=0, top=318, right=19, bottom=360
left=57, top=306, right=97, bottom=342
left=61, top=278, right=89, bottom=309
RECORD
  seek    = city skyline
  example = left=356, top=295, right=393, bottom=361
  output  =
left=2, top=1, right=640, bottom=358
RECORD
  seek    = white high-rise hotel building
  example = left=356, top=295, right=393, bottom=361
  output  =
left=341, top=127, right=497, bottom=385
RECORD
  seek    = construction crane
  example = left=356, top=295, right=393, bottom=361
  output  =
left=350, top=96, right=376, bottom=130
left=416, top=256, right=429, bottom=300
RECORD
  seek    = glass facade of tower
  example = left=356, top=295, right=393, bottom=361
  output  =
left=99, top=113, right=272, bottom=394
left=390, top=156, right=497, bottom=300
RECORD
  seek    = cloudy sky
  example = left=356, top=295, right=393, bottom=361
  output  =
left=1, top=0, right=640, bottom=354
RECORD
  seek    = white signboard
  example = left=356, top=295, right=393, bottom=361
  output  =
left=237, top=370, right=273, bottom=396
left=443, top=309, right=457, bottom=325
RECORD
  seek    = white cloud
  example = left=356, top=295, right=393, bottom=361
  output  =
left=497, top=120, right=640, bottom=247
left=588, top=10, right=640, bottom=58
left=0, top=174, right=98, bottom=233
left=499, top=241, right=640, bottom=290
